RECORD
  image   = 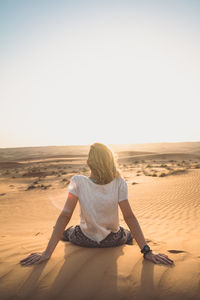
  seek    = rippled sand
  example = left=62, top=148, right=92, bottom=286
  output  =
left=0, top=143, right=200, bottom=300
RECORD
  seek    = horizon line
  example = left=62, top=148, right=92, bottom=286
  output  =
left=1, top=140, right=200, bottom=150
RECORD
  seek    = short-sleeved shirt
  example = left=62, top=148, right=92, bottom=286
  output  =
left=68, top=174, right=128, bottom=243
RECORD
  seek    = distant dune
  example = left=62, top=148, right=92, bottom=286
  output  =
left=0, top=141, right=199, bottom=162
left=112, top=141, right=200, bottom=154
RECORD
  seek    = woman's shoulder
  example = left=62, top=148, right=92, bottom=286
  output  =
left=70, top=174, right=88, bottom=183
left=71, top=174, right=127, bottom=186
left=116, top=175, right=127, bottom=184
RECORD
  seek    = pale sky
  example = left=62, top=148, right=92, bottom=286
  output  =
left=1, top=0, right=200, bottom=148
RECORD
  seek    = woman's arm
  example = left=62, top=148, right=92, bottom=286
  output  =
left=119, top=199, right=174, bottom=265
left=20, top=193, right=78, bottom=266
left=44, top=193, right=78, bottom=256
left=119, top=199, right=146, bottom=250
left=44, top=213, right=71, bottom=256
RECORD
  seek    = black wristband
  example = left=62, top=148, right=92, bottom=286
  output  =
left=141, top=244, right=151, bottom=254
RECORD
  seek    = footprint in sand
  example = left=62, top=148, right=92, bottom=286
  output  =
left=167, top=250, right=187, bottom=254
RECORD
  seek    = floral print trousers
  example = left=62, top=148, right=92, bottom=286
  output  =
left=61, top=225, right=133, bottom=248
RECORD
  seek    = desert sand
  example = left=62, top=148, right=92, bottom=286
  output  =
left=0, top=142, right=200, bottom=300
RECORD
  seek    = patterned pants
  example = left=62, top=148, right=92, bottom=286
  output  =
left=61, top=225, right=133, bottom=248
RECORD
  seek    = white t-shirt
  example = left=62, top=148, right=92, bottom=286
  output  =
left=68, top=174, right=128, bottom=243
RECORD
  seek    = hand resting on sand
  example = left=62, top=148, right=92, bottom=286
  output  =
left=144, top=251, right=174, bottom=265
left=20, top=251, right=51, bottom=266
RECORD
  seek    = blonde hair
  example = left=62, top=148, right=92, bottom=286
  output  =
left=87, top=142, right=121, bottom=184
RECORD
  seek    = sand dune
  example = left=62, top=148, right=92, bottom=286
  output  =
left=0, top=142, right=200, bottom=299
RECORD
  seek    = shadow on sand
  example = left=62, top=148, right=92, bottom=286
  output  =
left=17, top=244, right=124, bottom=300
left=16, top=243, right=159, bottom=300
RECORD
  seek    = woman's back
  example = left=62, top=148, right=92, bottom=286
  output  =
left=68, top=174, right=128, bottom=243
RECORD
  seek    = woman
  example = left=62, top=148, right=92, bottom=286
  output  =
left=20, top=143, right=174, bottom=266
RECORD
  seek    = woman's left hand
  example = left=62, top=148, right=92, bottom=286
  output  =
left=20, top=251, right=51, bottom=266
left=144, top=250, right=174, bottom=265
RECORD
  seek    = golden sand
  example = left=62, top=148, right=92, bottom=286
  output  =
left=0, top=142, right=200, bottom=300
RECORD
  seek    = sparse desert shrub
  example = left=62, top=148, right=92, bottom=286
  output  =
left=194, top=164, right=200, bottom=169
left=40, top=184, right=51, bottom=190
left=132, top=182, right=138, bottom=185
left=159, top=173, right=166, bottom=177
left=166, top=166, right=172, bottom=170
left=62, top=178, right=70, bottom=184
left=26, top=184, right=36, bottom=190
left=160, top=164, right=167, bottom=168
left=44, top=184, right=51, bottom=189
left=26, top=182, right=52, bottom=191
left=23, top=171, right=46, bottom=178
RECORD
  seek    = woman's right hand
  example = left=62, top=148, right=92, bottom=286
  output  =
left=144, top=250, right=174, bottom=265
left=20, top=251, right=51, bottom=266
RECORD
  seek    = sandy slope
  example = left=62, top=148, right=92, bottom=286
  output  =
left=0, top=142, right=200, bottom=300
left=0, top=162, right=200, bottom=300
